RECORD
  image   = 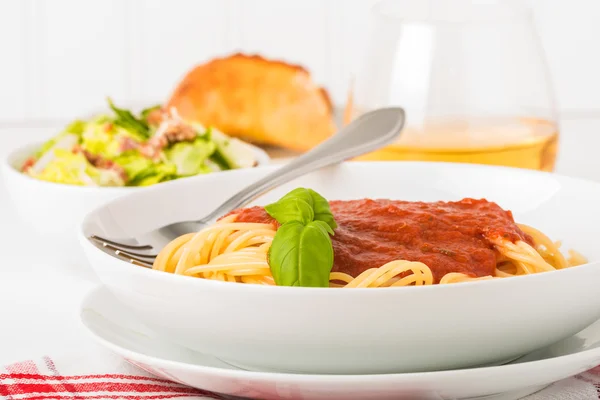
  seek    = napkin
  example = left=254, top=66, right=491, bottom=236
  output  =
left=0, top=352, right=223, bottom=400
left=2, top=351, right=600, bottom=400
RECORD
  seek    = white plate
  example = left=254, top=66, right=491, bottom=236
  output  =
left=79, top=162, right=600, bottom=374
left=81, top=285, right=600, bottom=400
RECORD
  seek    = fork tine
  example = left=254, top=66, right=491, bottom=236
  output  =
left=101, top=242, right=158, bottom=258
left=131, top=259, right=153, bottom=268
left=89, top=235, right=156, bottom=268
left=90, top=235, right=153, bottom=250
left=112, top=250, right=155, bottom=267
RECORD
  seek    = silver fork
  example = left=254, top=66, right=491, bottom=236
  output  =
left=89, top=107, right=406, bottom=267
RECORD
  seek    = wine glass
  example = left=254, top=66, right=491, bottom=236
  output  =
left=345, top=0, right=558, bottom=171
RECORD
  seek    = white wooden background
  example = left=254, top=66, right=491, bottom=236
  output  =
left=1, top=0, right=600, bottom=123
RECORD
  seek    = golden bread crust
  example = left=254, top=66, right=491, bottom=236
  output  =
left=165, top=53, right=336, bottom=151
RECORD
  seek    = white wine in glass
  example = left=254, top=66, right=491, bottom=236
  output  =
left=345, top=0, right=558, bottom=171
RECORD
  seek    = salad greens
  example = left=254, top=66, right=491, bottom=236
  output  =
left=265, top=188, right=337, bottom=287
left=22, top=98, right=258, bottom=187
left=165, top=138, right=215, bottom=176
left=37, top=148, right=122, bottom=187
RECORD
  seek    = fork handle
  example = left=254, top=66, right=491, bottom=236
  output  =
left=198, top=107, right=406, bottom=223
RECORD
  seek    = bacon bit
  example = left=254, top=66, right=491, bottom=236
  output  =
left=21, top=157, right=36, bottom=172
left=120, top=137, right=139, bottom=152
left=120, top=136, right=163, bottom=161
left=120, top=119, right=197, bottom=161
left=82, top=150, right=128, bottom=182
left=146, top=108, right=166, bottom=127
left=139, top=137, right=167, bottom=161
left=161, top=121, right=196, bottom=143
left=142, top=121, right=196, bottom=160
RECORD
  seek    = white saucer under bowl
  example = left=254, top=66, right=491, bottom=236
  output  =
left=80, top=286, right=600, bottom=400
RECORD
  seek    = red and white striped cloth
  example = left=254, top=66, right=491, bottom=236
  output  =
left=0, top=352, right=224, bottom=400
left=3, top=351, right=600, bottom=399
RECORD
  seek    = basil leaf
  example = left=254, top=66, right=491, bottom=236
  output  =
left=278, top=188, right=314, bottom=207
left=307, top=188, right=337, bottom=230
left=268, top=187, right=337, bottom=229
left=268, top=220, right=334, bottom=287
left=312, top=219, right=334, bottom=236
left=265, top=198, right=314, bottom=225
left=298, top=221, right=334, bottom=286
left=268, top=221, right=303, bottom=285
left=107, top=98, right=150, bottom=139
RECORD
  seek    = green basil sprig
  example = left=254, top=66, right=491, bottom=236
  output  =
left=265, top=188, right=337, bottom=230
left=107, top=97, right=151, bottom=140
left=265, top=188, right=337, bottom=287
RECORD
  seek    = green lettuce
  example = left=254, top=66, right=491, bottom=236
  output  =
left=33, top=149, right=124, bottom=186
left=114, top=152, right=177, bottom=186
left=34, top=120, right=86, bottom=159
left=128, top=163, right=177, bottom=186
left=113, top=152, right=153, bottom=182
left=209, top=128, right=257, bottom=169
left=165, top=138, right=216, bottom=176
left=81, top=121, right=122, bottom=158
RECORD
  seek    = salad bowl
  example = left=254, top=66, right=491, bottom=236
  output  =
left=2, top=100, right=270, bottom=270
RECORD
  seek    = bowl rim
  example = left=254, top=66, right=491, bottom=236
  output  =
left=79, top=160, right=600, bottom=294
left=2, top=139, right=271, bottom=192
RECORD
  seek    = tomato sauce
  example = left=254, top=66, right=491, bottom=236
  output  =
left=227, top=198, right=532, bottom=282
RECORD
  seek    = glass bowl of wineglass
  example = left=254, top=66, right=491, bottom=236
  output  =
left=344, top=0, right=558, bottom=171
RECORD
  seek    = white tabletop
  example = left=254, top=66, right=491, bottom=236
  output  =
left=1, top=118, right=599, bottom=365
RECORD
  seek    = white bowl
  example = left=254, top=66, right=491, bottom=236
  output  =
left=1, top=141, right=270, bottom=270
left=79, top=162, right=600, bottom=375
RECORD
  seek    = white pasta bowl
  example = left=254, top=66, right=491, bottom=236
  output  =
left=2, top=141, right=270, bottom=268
left=79, top=162, right=600, bottom=375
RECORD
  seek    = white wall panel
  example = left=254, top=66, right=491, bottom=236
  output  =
left=128, top=0, right=229, bottom=105
left=0, top=0, right=599, bottom=123
left=0, top=1, right=29, bottom=120
left=38, top=0, right=129, bottom=119
left=231, top=0, right=331, bottom=92
left=532, top=0, right=600, bottom=113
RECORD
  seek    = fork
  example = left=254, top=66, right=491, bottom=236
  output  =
left=89, top=107, right=406, bottom=267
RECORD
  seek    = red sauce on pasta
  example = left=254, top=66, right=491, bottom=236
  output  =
left=227, top=198, right=532, bottom=283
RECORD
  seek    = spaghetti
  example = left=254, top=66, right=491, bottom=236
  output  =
left=153, top=199, right=587, bottom=287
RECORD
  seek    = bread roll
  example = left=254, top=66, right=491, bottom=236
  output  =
left=165, top=53, right=336, bottom=152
